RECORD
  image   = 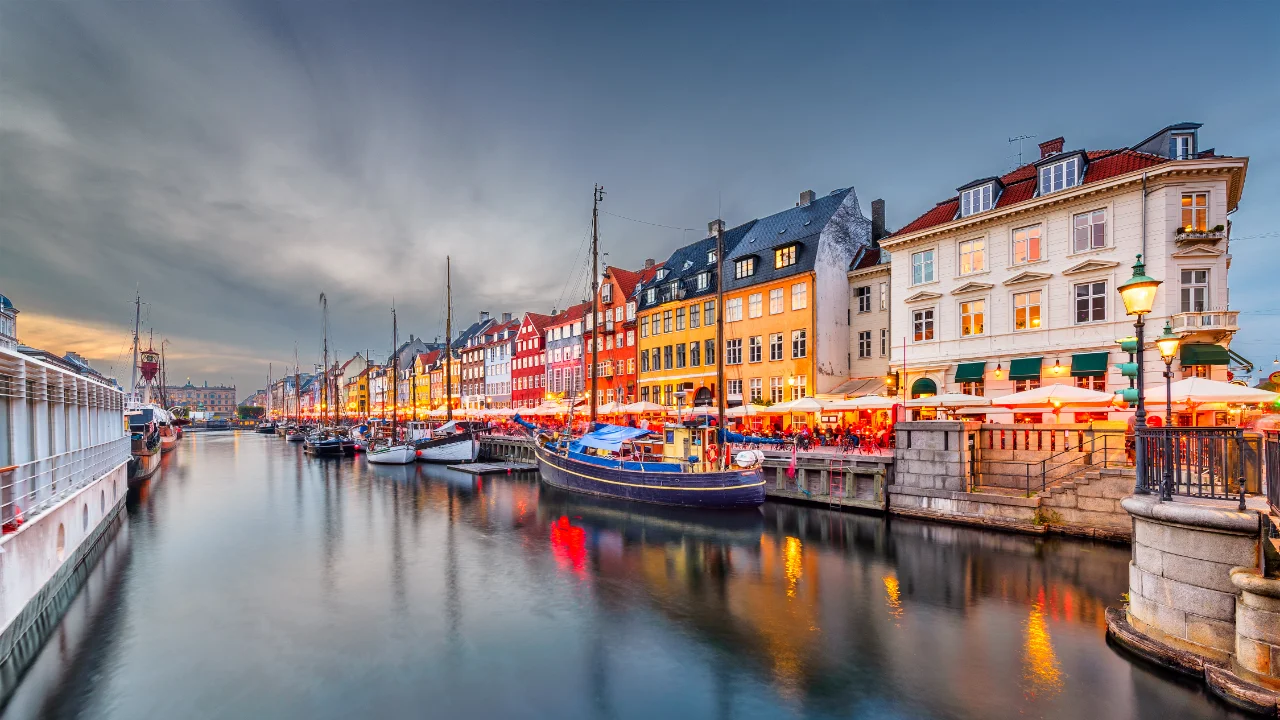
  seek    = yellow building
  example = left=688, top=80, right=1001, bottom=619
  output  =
left=637, top=188, right=873, bottom=408
left=636, top=220, right=754, bottom=407
left=343, top=368, right=369, bottom=416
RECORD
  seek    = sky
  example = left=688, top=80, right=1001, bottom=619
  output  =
left=2, top=0, right=1278, bottom=399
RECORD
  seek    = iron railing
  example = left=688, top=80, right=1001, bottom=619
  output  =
left=0, top=436, right=131, bottom=530
left=971, top=429, right=1126, bottom=497
left=1136, top=427, right=1259, bottom=500
left=1265, top=430, right=1280, bottom=514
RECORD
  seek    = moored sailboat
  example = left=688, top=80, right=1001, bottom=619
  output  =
left=368, top=305, right=415, bottom=465
left=415, top=256, right=479, bottom=464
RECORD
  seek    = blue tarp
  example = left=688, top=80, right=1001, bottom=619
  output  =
left=512, top=414, right=537, bottom=431
left=720, top=429, right=786, bottom=445
left=573, top=424, right=652, bottom=452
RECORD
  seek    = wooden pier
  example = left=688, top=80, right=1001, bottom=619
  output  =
left=448, top=461, right=538, bottom=475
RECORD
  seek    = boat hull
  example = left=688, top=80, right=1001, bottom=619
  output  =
left=367, top=445, right=416, bottom=464
left=533, top=443, right=765, bottom=509
left=415, top=432, right=479, bottom=463
left=304, top=439, right=355, bottom=457
left=127, top=448, right=161, bottom=486
left=159, top=430, right=179, bottom=453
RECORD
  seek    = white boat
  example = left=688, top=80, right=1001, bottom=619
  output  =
left=366, top=442, right=417, bottom=464
left=415, top=422, right=480, bottom=463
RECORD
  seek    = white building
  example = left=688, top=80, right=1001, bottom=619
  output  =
left=881, top=123, right=1249, bottom=422
left=0, top=294, right=17, bottom=349
left=482, top=316, right=518, bottom=408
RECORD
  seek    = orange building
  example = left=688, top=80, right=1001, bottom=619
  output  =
left=585, top=261, right=662, bottom=405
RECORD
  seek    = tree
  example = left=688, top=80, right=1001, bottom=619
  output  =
left=238, top=405, right=265, bottom=420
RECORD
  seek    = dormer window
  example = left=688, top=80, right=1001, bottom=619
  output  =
left=1038, top=156, right=1080, bottom=194
left=734, top=257, right=756, bottom=279
left=960, top=184, right=994, bottom=217
left=645, top=288, right=655, bottom=304
left=655, top=268, right=666, bottom=281
left=1172, top=134, right=1194, bottom=160
left=696, top=272, right=709, bottom=291
left=707, top=250, right=716, bottom=264
left=774, top=245, right=797, bottom=269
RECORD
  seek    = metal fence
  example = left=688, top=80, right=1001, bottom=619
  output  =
left=1136, top=427, right=1260, bottom=500
left=0, top=436, right=131, bottom=530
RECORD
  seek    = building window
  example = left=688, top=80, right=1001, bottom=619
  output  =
left=775, top=245, right=797, bottom=268
left=749, top=378, right=762, bottom=402
left=960, top=380, right=984, bottom=396
left=639, top=352, right=649, bottom=373
left=1172, top=134, right=1194, bottom=160
left=704, top=300, right=716, bottom=324
left=690, top=341, right=700, bottom=366
left=1014, top=378, right=1041, bottom=392
left=704, top=339, right=715, bottom=366
left=650, top=314, right=660, bottom=336
left=1012, top=225, right=1042, bottom=265
left=735, top=258, right=755, bottom=279
left=727, top=379, right=742, bottom=398
left=664, top=384, right=673, bottom=404
left=601, top=283, right=612, bottom=303
left=696, top=272, right=709, bottom=291
left=855, top=286, right=871, bottom=313
left=1186, top=364, right=1210, bottom=379
left=1075, top=375, right=1105, bottom=391
left=878, top=282, right=888, bottom=311
left=689, top=304, right=700, bottom=328
left=663, top=345, right=673, bottom=370
left=726, top=297, right=743, bottom=322
left=1181, top=269, right=1209, bottom=312
left=748, top=336, right=762, bottom=363
left=707, top=250, right=716, bottom=264
left=792, top=376, right=808, bottom=400
left=726, top=339, right=742, bottom=365
left=769, top=288, right=784, bottom=315
left=960, top=183, right=993, bottom=217
left=1074, top=281, right=1107, bottom=324
left=911, top=250, right=935, bottom=285
left=960, top=300, right=985, bottom=336
left=646, top=288, right=655, bottom=304
left=1012, top=290, right=1042, bottom=331
left=641, top=386, right=649, bottom=402
left=791, top=329, right=807, bottom=359
left=748, top=293, right=762, bottom=319
left=675, top=307, right=685, bottom=331
left=626, top=302, right=636, bottom=320
left=1039, top=156, right=1079, bottom=194
left=1181, top=192, right=1208, bottom=232
left=770, top=377, right=783, bottom=403
left=626, top=330, right=634, bottom=347
left=912, top=308, right=935, bottom=342
left=651, top=348, right=660, bottom=372
left=791, top=282, right=807, bottom=310
left=958, top=238, right=985, bottom=275
left=676, top=343, right=686, bottom=368
left=879, top=328, right=887, bottom=356
left=857, top=331, right=872, bottom=358
left=1072, top=209, right=1107, bottom=252
left=769, top=333, right=783, bottom=361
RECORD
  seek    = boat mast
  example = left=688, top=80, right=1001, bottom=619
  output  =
left=130, top=290, right=141, bottom=399
left=589, top=184, right=603, bottom=424
left=715, top=219, right=727, bottom=466
left=267, top=363, right=272, bottom=420
left=391, top=304, right=398, bottom=440
left=294, top=345, right=301, bottom=425
left=445, top=256, right=453, bottom=423
left=159, top=339, right=169, bottom=407
left=320, top=293, right=329, bottom=425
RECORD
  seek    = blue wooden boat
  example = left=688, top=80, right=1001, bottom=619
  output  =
left=525, top=420, right=765, bottom=510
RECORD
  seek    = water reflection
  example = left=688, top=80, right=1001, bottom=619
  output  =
left=3, top=433, right=1250, bottom=720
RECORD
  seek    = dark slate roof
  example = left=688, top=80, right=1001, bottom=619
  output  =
left=636, top=220, right=756, bottom=312
left=452, top=319, right=495, bottom=350
left=723, top=188, right=853, bottom=293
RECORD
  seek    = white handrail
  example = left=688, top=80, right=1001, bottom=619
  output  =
left=0, top=436, right=131, bottom=526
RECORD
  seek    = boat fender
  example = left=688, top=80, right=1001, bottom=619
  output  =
left=734, top=450, right=765, bottom=469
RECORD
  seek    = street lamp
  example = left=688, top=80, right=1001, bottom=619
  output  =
left=1117, top=254, right=1162, bottom=494
left=1155, top=321, right=1181, bottom=500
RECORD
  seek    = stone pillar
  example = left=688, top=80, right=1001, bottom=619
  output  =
left=1231, top=568, right=1280, bottom=680
left=1122, top=494, right=1260, bottom=658
left=892, top=420, right=979, bottom=492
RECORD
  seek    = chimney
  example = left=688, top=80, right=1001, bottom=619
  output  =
left=707, top=219, right=724, bottom=236
left=479, top=310, right=490, bottom=322
left=501, top=312, right=512, bottom=323
left=644, top=258, right=655, bottom=269
left=798, top=189, right=816, bottom=206
left=871, top=198, right=887, bottom=245
left=1039, top=137, right=1065, bottom=159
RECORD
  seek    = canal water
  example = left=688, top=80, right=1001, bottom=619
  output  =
left=2, top=432, right=1249, bottom=719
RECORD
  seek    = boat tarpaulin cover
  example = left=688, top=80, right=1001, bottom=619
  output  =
left=575, top=424, right=652, bottom=452
left=720, top=429, right=785, bottom=445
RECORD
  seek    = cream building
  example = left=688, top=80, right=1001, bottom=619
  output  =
left=881, top=123, right=1248, bottom=421
left=842, top=247, right=893, bottom=397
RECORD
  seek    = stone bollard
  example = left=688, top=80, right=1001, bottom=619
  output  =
left=1230, top=567, right=1280, bottom=681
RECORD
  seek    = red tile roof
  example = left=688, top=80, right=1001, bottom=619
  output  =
left=416, top=350, right=442, bottom=367
left=608, top=266, right=643, bottom=299
left=521, top=312, right=553, bottom=333
left=893, top=148, right=1169, bottom=237
left=547, top=301, right=590, bottom=327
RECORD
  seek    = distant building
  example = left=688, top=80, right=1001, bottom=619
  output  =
left=512, top=312, right=552, bottom=408
left=839, top=243, right=893, bottom=398
left=167, top=380, right=237, bottom=416
left=0, top=293, right=16, bottom=349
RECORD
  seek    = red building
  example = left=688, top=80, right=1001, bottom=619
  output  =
left=585, top=261, right=662, bottom=406
left=512, top=312, right=552, bottom=408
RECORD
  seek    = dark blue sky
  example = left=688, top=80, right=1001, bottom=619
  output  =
left=2, top=0, right=1277, bottom=389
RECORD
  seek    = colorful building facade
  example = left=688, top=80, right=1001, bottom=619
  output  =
left=512, top=312, right=551, bottom=408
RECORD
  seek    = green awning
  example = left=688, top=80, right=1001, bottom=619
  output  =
left=910, top=377, right=937, bottom=398
left=1181, top=343, right=1230, bottom=366
left=1070, top=352, right=1110, bottom=377
left=1009, top=357, right=1043, bottom=380
left=953, top=362, right=987, bottom=382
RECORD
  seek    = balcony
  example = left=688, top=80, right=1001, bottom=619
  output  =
left=1170, top=310, right=1239, bottom=335
left=1174, top=226, right=1227, bottom=246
